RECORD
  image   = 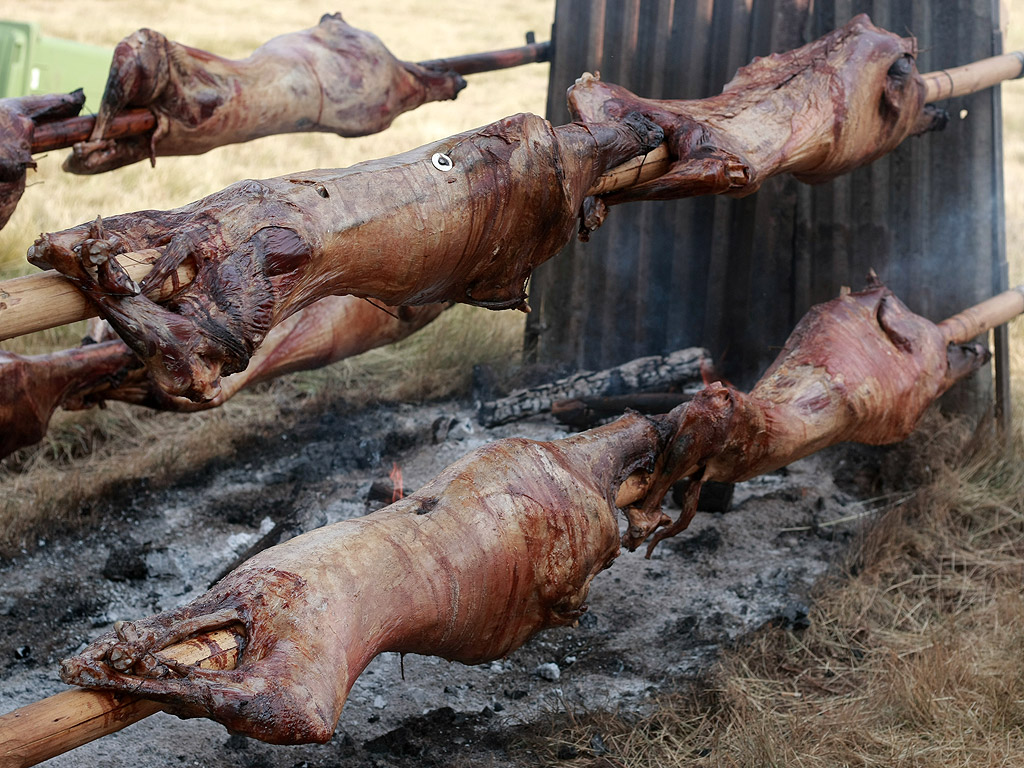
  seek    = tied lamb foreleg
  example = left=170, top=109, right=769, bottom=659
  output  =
left=31, top=111, right=662, bottom=402
left=568, top=14, right=948, bottom=208
left=58, top=279, right=994, bottom=744
left=0, top=91, right=85, bottom=229
left=64, top=13, right=466, bottom=174
left=0, top=297, right=445, bottom=459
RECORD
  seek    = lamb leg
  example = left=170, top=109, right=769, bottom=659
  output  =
left=0, top=297, right=446, bottom=459
left=629, top=275, right=990, bottom=553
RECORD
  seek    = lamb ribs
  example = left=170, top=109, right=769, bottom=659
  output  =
left=63, top=13, right=467, bottom=174
left=58, top=277, right=992, bottom=744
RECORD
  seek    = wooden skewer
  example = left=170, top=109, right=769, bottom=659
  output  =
left=3, top=53, right=1022, bottom=342
left=938, top=285, right=1024, bottom=344
left=0, top=252, right=195, bottom=341
left=31, top=109, right=156, bottom=155
left=922, top=51, right=1024, bottom=103
left=28, top=41, right=552, bottom=154
left=0, top=627, right=241, bottom=768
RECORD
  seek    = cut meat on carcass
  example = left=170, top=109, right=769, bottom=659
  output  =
left=0, top=91, right=85, bottom=229
left=59, top=278, right=991, bottom=745
left=63, top=13, right=467, bottom=174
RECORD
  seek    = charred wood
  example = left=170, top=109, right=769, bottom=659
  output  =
left=552, top=392, right=693, bottom=429
left=477, top=347, right=706, bottom=427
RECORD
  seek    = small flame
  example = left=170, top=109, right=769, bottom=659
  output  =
left=389, top=462, right=404, bottom=502
left=700, top=356, right=732, bottom=389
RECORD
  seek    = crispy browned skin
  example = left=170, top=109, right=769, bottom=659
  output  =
left=30, top=112, right=661, bottom=401
left=63, top=13, right=466, bottom=174
left=59, top=279, right=988, bottom=744
left=0, top=91, right=85, bottom=229
left=0, top=297, right=445, bottom=459
left=568, top=14, right=948, bottom=206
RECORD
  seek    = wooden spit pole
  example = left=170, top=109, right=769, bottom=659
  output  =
left=0, top=285, right=1021, bottom=767
left=2, top=51, right=1022, bottom=342
left=0, top=628, right=241, bottom=768
left=29, top=41, right=552, bottom=154
left=0, top=251, right=195, bottom=342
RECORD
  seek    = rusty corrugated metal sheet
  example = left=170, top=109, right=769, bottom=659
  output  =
left=526, top=0, right=1006, bottom=411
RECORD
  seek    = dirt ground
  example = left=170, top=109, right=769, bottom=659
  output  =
left=0, top=393, right=882, bottom=767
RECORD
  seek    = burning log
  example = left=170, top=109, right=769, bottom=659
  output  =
left=61, top=13, right=467, bottom=175
left=0, top=279, right=1014, bottom=761
left=0, top=91, right=86, bottom=230
left=477, top=347, right=705, bottom=427
left=569, top=14, right=950, bottom=211
left=25, top=112, right=662, bottom=402
left=0, top=297, right=446, bottom=459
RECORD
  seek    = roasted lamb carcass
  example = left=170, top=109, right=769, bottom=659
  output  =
left=0, top=297, right=446, bottom=459
left=569, top=14, right=948, bottom=207
left=0, top=91, right=86, bottom=229
left=59, top=278, right=991, bottom=745
left=64, top=13, right=466, bottom=175
left=622, top=274, right=990, bottom=552
left=30, top=111, right=661, bottom=401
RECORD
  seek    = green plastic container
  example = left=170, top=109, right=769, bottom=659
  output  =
left=0, top=21, right=113, bottom=111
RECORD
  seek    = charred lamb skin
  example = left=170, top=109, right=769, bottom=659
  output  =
left=0, top=297, right=445, bottom=459
left=568, top=14, right=948, bottom=205
left=60, top=279, right=988, bottom=744
left=63, top=13, right=466, bottom=174
left=31, top=112, right=661, bottom=402
left=0, top=91, right=85, bottom=229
